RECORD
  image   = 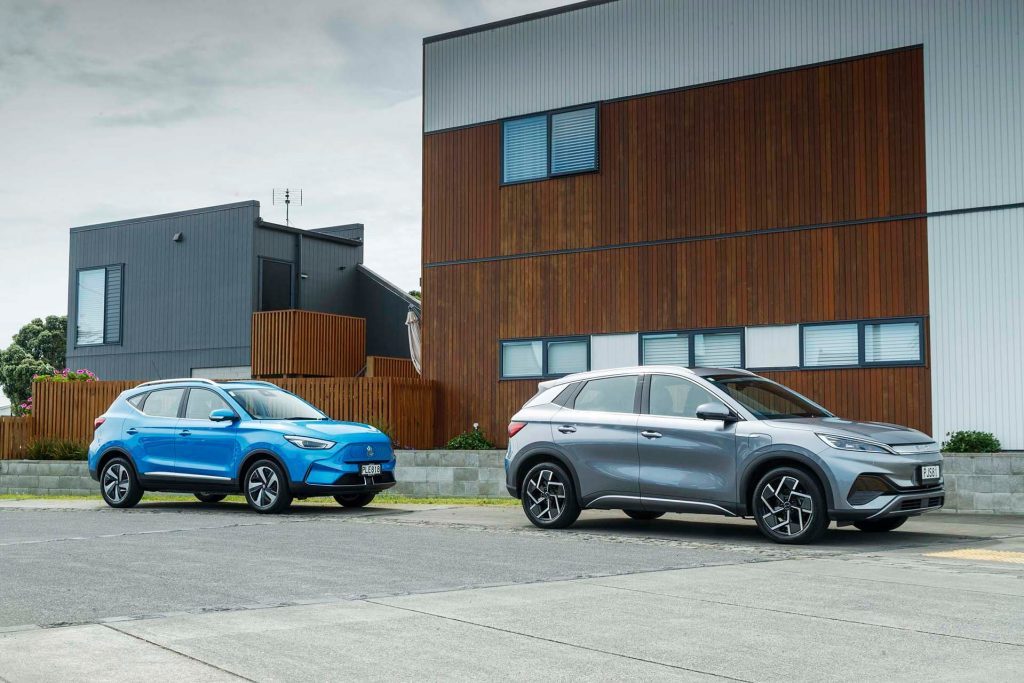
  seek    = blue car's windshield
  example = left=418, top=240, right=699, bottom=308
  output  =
left=227, top=388, right=326, bottom=420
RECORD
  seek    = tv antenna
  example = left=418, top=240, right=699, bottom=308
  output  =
left=272, top=188, right=303, bottom=226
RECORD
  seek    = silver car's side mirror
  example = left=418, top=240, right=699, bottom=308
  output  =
left=696, top=402, right=738, bottom=423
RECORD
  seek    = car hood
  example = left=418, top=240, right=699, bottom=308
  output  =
left=760, top=417, right=934, bottom=446
left=282, top=420, right=390, bottom=442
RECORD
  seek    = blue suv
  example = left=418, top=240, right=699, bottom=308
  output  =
left=88, top=379, right=396, bottom=513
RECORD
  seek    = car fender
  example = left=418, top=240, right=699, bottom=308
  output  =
left=508, top=441, right=581, bottom=499
left=736, top=445, right=837, bottom=514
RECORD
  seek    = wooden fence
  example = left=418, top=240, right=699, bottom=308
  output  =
left=252, top=310, right=366, bottom=378
left=366, top=356, right=419, bottom=379
left=1, top=376, right=438, bottom=457
left=0, top=416, right=34, bottom=459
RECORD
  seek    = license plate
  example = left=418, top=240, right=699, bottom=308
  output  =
left=920, top=465, right=940, bottom=482
left=360, top=464, right=382, bottom=476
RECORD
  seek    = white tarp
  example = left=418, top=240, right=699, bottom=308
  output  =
left=406, top=308, right=422, bottom=374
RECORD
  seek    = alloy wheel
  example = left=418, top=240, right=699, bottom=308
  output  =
left=524, top=468, right=566, bottom=522
left=757, top=474, right=815, bottom=538
left=247, top=466, right=280, bottom=510
left=103, top=463, right=130, bottom=504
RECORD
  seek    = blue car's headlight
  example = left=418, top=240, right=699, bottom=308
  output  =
left=816, top=433, right=893, bottom=454
left=284, top=435, right=336, bottom=450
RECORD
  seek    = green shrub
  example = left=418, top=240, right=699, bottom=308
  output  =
left=25, top=438, right=88, bottom=460
left=445, top=425, right=495, bottom=450
left=941, top=430, right=1001, bottom=453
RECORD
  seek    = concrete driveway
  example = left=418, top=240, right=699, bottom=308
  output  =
left=1, top=499, right=1022, bottom=681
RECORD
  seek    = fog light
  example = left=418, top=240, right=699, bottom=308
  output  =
left=848, top=475, right=896, bottom=505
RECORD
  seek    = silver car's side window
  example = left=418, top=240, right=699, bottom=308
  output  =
left=572, top=375, right=638, bottom=413
left=648, top=375, right=717, bottom=419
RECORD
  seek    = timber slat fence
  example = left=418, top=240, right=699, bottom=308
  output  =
left=366, top=356, right=419, bottom=379
left=1, top=377, right=438, bottom=458
left=252, top=310, right=366, bottom=378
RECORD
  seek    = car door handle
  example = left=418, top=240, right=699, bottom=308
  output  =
left=557, top=425, right=577, bottom=434
left=641, top=430, right=663, bottom=439
left=126, top=428, right=138, bottom=435
left=179, top=430, right=191, bottom=436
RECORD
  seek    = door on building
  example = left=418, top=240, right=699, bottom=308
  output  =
left=259, top=258, right=294, bottom=311
left=637, top=374, right=738, bottom=509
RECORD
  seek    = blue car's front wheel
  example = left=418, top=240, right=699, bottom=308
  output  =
left=244, top=460, right=293, bottom=514
left=334, top=493, right=376, bottom=508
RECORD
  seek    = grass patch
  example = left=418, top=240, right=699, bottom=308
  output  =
left=0, top=493, right=518, bottom=506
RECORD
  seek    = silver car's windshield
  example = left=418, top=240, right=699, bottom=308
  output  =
left=706, top=376, right=830, bottom=420
left=227, top=388, right=327, bottom=420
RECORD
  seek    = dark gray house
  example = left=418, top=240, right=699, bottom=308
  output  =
left=66, top=201, right=417, bottom=380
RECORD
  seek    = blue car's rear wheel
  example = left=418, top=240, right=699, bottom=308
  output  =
left=244, top=460, right=292, bottom=514
left=100, top=457, right=143, bottom=509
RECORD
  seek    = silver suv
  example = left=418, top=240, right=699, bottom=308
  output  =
left=505, top=367, right=944, bottom=544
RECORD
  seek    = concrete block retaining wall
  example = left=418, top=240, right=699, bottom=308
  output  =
left=2, top=452, right=1022, bottom=513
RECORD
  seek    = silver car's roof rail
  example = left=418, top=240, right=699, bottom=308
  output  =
left=136, top=378, right=219, bottom=388
left=220, top=380, right=279, bottom=388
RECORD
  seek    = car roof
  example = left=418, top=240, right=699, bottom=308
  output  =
left=131, top=379, right=281, bottom=392
left=537, top=366, right=756, bottom=389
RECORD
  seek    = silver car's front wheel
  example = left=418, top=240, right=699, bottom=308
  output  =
left=753, top=467, right=828, bottom=544
left=521, top=462, right=580, bottom=529
left=244, top=460, right=292, bottom=514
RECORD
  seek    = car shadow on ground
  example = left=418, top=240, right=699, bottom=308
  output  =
left=131, top=500, right=400, bottom=516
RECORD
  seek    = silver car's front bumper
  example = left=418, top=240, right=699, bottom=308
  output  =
left=863, top=487, right=945, bottom=520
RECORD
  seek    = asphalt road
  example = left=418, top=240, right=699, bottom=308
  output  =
left=1, top=499, right=1023, bottom=681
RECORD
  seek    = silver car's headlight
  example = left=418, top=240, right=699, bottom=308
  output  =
left=816, top=433, right=893, bottom=454
left=284, top=435, right=336, bottom=450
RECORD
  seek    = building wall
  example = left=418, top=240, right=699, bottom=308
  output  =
left=423, top=50, right=929, bottom=445
left=355, top=266, right=419, bottom=360
left=67, top=202, right=257, bottom=380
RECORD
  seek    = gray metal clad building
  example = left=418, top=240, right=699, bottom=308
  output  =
left=66, top=201, right=417, bottom=380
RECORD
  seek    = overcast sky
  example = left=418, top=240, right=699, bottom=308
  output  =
left=0, top=0, right=567, bottom=400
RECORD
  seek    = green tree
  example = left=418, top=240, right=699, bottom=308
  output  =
left=408, top=290, right=421, bottom=300
left=0, top=316, right=67, bottom=411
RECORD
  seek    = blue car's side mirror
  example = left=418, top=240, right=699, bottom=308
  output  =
left=209, top=408, right=239, bottom=422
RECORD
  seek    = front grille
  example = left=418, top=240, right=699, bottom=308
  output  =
left=335, top=471, right=396, bottom=486
left=900, top=499, right=922, bottom=511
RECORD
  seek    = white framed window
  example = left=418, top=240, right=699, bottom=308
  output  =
left=802, top=323, right=859, bottom=367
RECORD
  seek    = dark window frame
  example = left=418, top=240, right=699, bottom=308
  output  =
left=638, top=327, right=746, bottom=369
left=258, top=257, right=295, bottom=312
left=74, top=263, right=124, bottom=348
left=500, top=104, right=600, bottom=186
left=799, top=317, right=926, bottom=370
left=137, top=387, right=187, bottom=419
left=499, top=335, right=591, bottom=380
left=180, top=387, right=233, bottom=422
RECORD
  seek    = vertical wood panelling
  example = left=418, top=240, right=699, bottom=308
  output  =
left=366, top=356, right=420, bottom=379
left=251, top=310, right=366, bottom=378
left=423, top=49, right=930, bottom=446
left=0, top=417, right=34, bottom=459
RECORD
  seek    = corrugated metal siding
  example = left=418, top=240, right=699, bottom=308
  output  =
left=928, top=207, right=1024, bottom=449
left=67, top=203, right=257, bottom=380
left=425, top=0, right=1024, bottom=211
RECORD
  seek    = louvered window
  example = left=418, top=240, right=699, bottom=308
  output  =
left=550, top=108, right=597, bottom=175
left=76, top=264, right=122, bottom=346
left=502, top=107, right=598, bottom=183
left=501, top=341, right=543, bottom=378
left=641, top=333, right=689, bottom=366
left=864, top=321, right=922, bottom=364
left=802, top=324, right=859, bottom=367
left=694, top=332, right=743, bottom=367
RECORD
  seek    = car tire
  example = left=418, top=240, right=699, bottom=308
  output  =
left=853, top=516, right=908, bottom=533
left=752, top=466, right=829, bottom=544
left=624, top=510, right=665, bottom=521
left=521, top=461, right=581, bottom=529
left=100, top=457, right=144, bottom=509
left=334, top=493, right=376, bottom=508
left=243, top=459, right=293, bottom=514
left=195, top=493, right=227, bottom=504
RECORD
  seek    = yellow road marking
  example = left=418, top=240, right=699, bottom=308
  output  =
left=925, top=549, right=1024, bottom=564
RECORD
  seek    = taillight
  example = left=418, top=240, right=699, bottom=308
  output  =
left=94, top=417, right=106, bottom=429
left=508, top=421, right=526, bottom=438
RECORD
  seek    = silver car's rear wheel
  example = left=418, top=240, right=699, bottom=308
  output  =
left=521, top=462, right=580, bottom=529
left=753, top=466, right=828, bottom=544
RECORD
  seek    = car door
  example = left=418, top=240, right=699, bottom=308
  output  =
left=638, top=374, right=738, bottom=508
left=174, top=388, right=239, bottom=481
left=124, top=388, right=184, bottom=475
left=552, top=374, right=641, bottom=503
